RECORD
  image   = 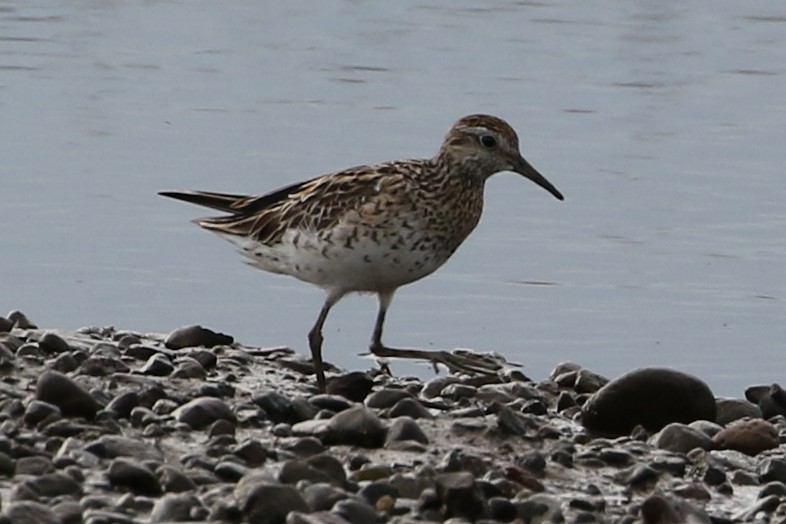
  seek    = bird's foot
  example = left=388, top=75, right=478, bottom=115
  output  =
left=366, top=345, right=512, bottom=376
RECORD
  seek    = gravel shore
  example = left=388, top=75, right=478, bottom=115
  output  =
left=0, top=311, right=784, bottom=524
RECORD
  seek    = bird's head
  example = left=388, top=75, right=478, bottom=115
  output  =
left=439, top=114, right=563, bottom=201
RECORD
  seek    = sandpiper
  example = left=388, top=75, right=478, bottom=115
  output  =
left=160, top=114, right=563, bottom=392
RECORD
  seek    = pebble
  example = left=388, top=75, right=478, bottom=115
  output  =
left=173, top=396, right=236, bottom=429
left=107, top=457, right=162, bottom=495
left=139, top=354, right=174, bottom=376
left=712, top=418, right=779, bottom=456
left=35, top=370, right=100, bottom=419
left=1, top=501, right=61, bottom=524
left=715, top=397, right=762, bottom=425
left=0, top=322, right=782, bottom=523
left=325, top=372, right=375, bottom=402
left=38, top=332, right=70, bottom=354
left=234, top=471, right=310, bottom=523
left=164, top=324, right=233, bottom=349
left=653, top=423, right=714, bottom=454
left=322, top=406, right=388, bottom=448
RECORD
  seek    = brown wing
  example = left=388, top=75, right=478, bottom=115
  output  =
left=159, top=161, right=421, bottom=245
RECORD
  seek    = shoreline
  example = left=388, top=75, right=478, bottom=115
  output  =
left=0, top=313, right=783, bottom=523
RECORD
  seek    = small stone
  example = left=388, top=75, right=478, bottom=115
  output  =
left=286, top=512, right=353, bottom=524
left=653, top=423, right=714, bottom=454
left=282, top=436, right=325, bottom=458
left=755, top=384, right=786, bottom=419
left=497, top=405, right=534, bottom=436
left=150, top=493, right=202, bottom=523
left=172, top=358, right=207, bottom=379
left=703, top=464, right=727, bottom=486
left=759, top=481, right=786, bottom=498
left=108, top=457, right=162, bottom=495
left=36, top=371, right=100, bottom=419
left=759, top=458, right=786, bottom=484
left=303, top=483, right=349, bottom=511
left=173, top=396, right=236, bottom=430
left=713, top=418, right=779, bottom=456
left=184, top=350, right=215, bottom=371
left=13, top=472, right=83, bottom=499
left=8, top=310, right=37, bottom=329
left=599, top=448, right=634, bottom=467
left=365, top=388, right=411, bottom=409
left=157, top=465, right=197, bottom=493
left=325, top=372, right=374, bottom=402
left=734, top=495, right=780, bottom=522
left=279, top=459, right=335, bottom=485
left=573, top=368, right=609, bottom=394
left=52, top=500, right=82, bottom=524
left=2, top=501, right=60, bottom=524
left=322, top=406, right=387, bottom=448
left=422, top=376, right=462, bottom=398
left=386, top=416, right=429, bottom=446
left=435, top=471, right=488, bottom=521
left=309, top=394, right=353, bottom=413
left=516, top=450, right=547, bottom=474
left=556, top=391, right=577, bottom=412
left=253, top=391, right=298, bottom=424
left=358, top=481, right=398, bottom=505
left=23, top=400, right=62, bottom=427
left=78, top=355, right=130, bottom=376
left=488, top=496, right=517, bottom=522
left=139, top=354, right=174, bottom=376
left=50, top=352, right=79, bottom=373
left=440, top=383, right=478, bottom=400
left=715, top=398, right=762, bottom=425
left=388, top=397, right=433, bottom=419
left=332, top=499, right=378, bottom=524
left=215, top=461, right=250, bottom=482
left=84, top=435, right=164, bottom=461
left=581, top=367, right=716, bottom=436
left=234, top=471, right=309, bottom=524
left=14, top=456, right=54, bottom=475
left=165, top=325, right=233, bottom=349
left=0, top=316, right=13, bottom=333
left=641, top=494, right=711, bottom=524
left=39, top=332, right=70, bottom=354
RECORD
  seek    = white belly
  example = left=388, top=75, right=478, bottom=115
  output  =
left=215, top=228, right=451, bottom=292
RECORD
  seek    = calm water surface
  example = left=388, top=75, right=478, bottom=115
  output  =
left=2, top=1, right=785, bottom=396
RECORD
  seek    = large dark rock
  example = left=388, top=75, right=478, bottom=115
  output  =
left=580, top=367, right=716, bottom=436
left=35, top=371, right=100, bottom=419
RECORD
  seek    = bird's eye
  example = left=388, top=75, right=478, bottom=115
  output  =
left=480, top=134, right=497, bottom=148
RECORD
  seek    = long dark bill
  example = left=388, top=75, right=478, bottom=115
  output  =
left=514, top=156, right=564, bottom=201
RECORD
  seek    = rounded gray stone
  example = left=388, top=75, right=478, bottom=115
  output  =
left=35, top=371, right=100, bottom=419
left=581, top=367, right=716, bottom=436
left=173, top=396, right=236, bottom=430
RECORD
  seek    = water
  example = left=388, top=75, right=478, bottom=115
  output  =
left=2, top=1, right=785, bottom=396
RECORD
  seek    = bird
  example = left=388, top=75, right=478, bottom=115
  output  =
left=159, top=114, right=563, bottom=392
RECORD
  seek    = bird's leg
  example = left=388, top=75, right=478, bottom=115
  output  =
left=308, top=290, right=343, bottom=392
left=368, top=290, right=504, bottom=376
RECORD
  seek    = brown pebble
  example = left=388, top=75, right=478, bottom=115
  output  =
left=712, top=417, right=779, bottom=456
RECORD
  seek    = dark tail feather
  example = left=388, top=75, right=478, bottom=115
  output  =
left=158, top=190, right=248, bottom=213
